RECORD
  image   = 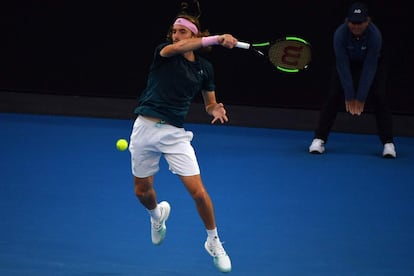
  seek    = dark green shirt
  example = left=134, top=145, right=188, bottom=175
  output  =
left=135, top=42, right=216, bottom=127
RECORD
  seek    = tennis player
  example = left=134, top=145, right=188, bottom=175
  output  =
left=309, top=2, right=396, bottom=158
left=128, top=12, right=238, bottom=273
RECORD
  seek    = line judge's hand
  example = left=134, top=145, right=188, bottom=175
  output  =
left=345, top=100, right=365, bottom=116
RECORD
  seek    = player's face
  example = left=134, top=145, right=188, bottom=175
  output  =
left=347, top=21, right=369, bottom=37
left=172, top=26, right=194, bottom=43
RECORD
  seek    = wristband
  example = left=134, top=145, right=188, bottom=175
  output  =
left=201, top=35, right=220, bottom=47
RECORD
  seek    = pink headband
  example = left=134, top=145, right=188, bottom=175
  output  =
left=173, top=18, right=198, bottom=35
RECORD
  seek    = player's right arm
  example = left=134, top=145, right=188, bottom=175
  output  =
left=160, top=35, right=238, bottom=57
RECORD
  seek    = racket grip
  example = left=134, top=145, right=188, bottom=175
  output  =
left=235, top=41, right=250, bottom=49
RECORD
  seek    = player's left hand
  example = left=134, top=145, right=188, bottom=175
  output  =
left=210, top=103, right=229, bottom=124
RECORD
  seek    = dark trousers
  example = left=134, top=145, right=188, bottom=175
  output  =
left=314, top=59, right=394, bottom=145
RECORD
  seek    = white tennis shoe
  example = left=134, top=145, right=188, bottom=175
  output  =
left=382, top=143, right=396, bottom=158
left=204, top=236, right=232, bottom=273
left=309, top=138, right=325, bottom=154
left=151, top=201, right=171, bottom=245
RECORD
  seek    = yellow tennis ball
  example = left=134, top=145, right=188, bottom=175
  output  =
left=116, top=139, right=128, bottom=151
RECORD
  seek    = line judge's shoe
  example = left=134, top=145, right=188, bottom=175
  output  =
left=204, top=236, right=232, bottom=273
left=309, top=138, right=325, bottom=154
left=382, top=143, right=396, bottom=158
left=151, top=201, right=171, bottom=245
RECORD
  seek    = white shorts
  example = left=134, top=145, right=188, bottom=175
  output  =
left=129, top=116, right=200, bottom=177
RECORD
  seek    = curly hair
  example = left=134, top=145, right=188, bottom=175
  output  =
left=165, top=2, right=213, bottom=54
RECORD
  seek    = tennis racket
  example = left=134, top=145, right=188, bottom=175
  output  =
left=235, top=36, right=312, bottom=73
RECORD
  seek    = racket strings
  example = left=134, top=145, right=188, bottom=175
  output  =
left=268, top=41, right=311, bottom=70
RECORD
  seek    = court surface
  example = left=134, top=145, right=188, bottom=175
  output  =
left=1, top=112, right=413, bottom=276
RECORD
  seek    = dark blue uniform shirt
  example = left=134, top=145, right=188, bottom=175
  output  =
left=333, top=22, right=382, bottom=102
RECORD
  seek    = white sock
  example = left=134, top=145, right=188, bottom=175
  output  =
left=206, top=227, right=219, bottom=241
left=148, top=205, right=161, bottom=221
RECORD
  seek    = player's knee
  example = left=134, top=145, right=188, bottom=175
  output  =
left=133, top=177, right=152, bottom=197
left=192, top=189, right=210, bottom=205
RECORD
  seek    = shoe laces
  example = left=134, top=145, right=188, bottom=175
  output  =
left=314, top=139, right=324, bottom=146
left=151, top=219, right=162, bottom=231
left=151, top=207, right=164, bottom=231
left=208, top=238, right=227, bottom=257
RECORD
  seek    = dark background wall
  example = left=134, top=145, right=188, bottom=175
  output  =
left=1, top=0, right=412, bottom=115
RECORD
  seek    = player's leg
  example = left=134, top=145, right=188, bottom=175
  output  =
left=180, top=174, right=215, bottom=229
left=161, top=129, right=216, bottom=229
left=161, top=127, right=231, bottom=272
left=134, top=175, right=157, bottom=210
left=133, top=175, right=171, bottom=245
left=180, top=175, right=232, bottom=273
left=129, top=116, right=170, bottom=245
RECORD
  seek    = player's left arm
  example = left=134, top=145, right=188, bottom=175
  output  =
left=161, top=37, right=204, bottom=57
left=161, top=35, right=238, bottom=57
left=202, top=91, right=228, bottom=124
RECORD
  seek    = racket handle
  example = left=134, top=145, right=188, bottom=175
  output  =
left=235, top=41, right=251, bottom=49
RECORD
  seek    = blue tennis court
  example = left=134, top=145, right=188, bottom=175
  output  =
left=1, top=112, right=414, bottom=275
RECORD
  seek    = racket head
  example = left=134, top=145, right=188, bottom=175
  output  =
left=267, top=36, right=312, bottom=73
